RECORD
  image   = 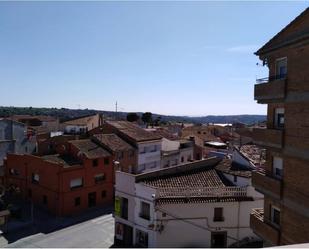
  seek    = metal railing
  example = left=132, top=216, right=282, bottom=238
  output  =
left=251, top=208, right=264, bottom=221
left=156, top=186, right=247, bottom=198
left=256, top=74, right=287, bottom=84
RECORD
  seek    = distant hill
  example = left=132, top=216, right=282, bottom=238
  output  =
left=0, top=106, right=266, bottom=125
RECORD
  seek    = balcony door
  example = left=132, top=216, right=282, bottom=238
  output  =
left=275, top=57, right=287, bottom=79
left=88, top=192, right=96, bottom=208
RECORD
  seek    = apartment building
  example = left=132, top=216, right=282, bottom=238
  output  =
left=10, top=115, right=61, bottom=135
left=101, top=121, right=162, bottom=173
left=250, top=8, right=309, bottom=245
left=62, top=114, right=103, bottom=134
left=92, top=133, right=137, bottom=174
left=161, top=138, right=194, bottom=168
left=114, top=158, right=263, bottom=247
left=0, top=119, right=36, bottom=166
left=4, top=139, right=113, bottom=216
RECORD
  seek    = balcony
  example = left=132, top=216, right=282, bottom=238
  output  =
left=253, top=128, right=283, bottom=149
left=250, top=208, right=280, bottom=245
left=252, top=170, right=282, bottom=199
left=254, top=75, right=286, bottom=104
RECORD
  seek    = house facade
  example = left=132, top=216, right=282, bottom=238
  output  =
left=0, top=119, right=36, bottom=166
left=250, top=8, right=309, bottom=246
left=114, top=158, right=263, bottom=247
left=4, top=139, right=113, bottom=216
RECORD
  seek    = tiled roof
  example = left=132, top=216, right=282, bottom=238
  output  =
left=93, top=133, right=134, bottom=152
left=156, top=196, right=254, bottom=205
left=238, top=145, right=266, bottom=166
left=141, top=167, right=226, bottom=189
left=42, top=154, right=82, bottom=168
left=63, top=114, right=98, bottom=126
left=148, top=128, right=179, bottom=140
left=106, top=121, right=162, bottom=142
left=69, top=139, right=111, bottom=159
left=215, top=159, right=252, bottom=178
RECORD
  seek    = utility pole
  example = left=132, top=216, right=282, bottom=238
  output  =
left=115, top=101, right=118, bottom=120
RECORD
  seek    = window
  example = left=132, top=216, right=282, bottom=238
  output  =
left=275, top=108, right=285, bottom=129
left=25, top=146, right=28, bottom=153
left=94, top=174, right=105, bottom=184
left=104, top=158, right=109, bottom=165
left=273, top=157, right=283, bottom=179
left=70, top=178, right=83, bottom=189
left=139, top=164, right=146, bottom=172
left=9, top=168, right=19, bottom=176
left=270, top=205, right=280, bottom=226
left=93, top=159, right=98, bottom=167
left=139, top=147, right=146, bottom=154
left=117, top=152, right=124, bottom=160
left=233, top=175, right=237, bottom=183
left=75, top=197, right=81, bottom=206
left=121, top=197, right=128, bottom=220
left=32, top=173, right=39, bottom=184
left=43, top=195, right=48, bottom=205
left=140, top=201, right=150, bottom=220
left=149, top=145, right=156, bottom=152
left=275, top=57, right=287, bottom=79
left=136, top=229, right=148, bottom=247
left=129, top=150, right=135, bottom=157
left=181, top=157, right=184, bottom=163
left=28, top=189, right=32, bottom=198
left=101, top=190, right=106, bottom=198
left=214, top=207, right=224, bottom=222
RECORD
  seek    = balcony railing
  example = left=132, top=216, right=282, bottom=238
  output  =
left=253, top=128, right=283, bottom=149
left=252, top=170, right=282, bottom=199
left=156, top=186, right=247, bottom=198
left=250, top=208, right=280, bottom=245
left=254, top=75, right=287, bottom=103
left=256, top=74, right=287, bottom=84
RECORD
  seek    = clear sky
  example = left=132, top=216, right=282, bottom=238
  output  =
left=0, top=1, right=308, bottom=116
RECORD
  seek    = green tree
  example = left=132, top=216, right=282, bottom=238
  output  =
left=142, top=112, right=152, bottom=126
left=126, top=113, right=139, bottom=122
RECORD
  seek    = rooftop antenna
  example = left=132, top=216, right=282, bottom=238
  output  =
left=115, top=101, right=118, bottom=120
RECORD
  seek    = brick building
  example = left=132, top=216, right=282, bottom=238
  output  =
left=4, top=138, right=114, bottom=216
left=250, top=8, right=309, bottom=246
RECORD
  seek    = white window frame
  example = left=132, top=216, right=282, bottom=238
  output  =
left=273, top=156, right=283, bottom=179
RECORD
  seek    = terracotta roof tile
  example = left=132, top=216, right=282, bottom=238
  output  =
left=69, top=139, right=111, bottom=159
left=215, top=159, right=252, bottom=178
left=93, top=133, right=134, bottom=152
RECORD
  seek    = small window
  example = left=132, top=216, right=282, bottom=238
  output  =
left=275, top=57, right=287, bottom=79
left=32, top=173, right=39, bottom=184
left=93, top=159, right=98, bottom=167
left=139, top=164, right=146, bottom=172
left=274, top=108, right=284, bottom=129
left=273, top=157, right=283, bottom=179
left=70, top=178, right=83, bottom=189
left=101, top=190, right=106, bottom=198
left=233, top=175, right=237, bottom=183
left=28, top=189, right=32, bottom=198
left=271, top=205, right=280, bottom=226
left=181, top=157, right=184, bottom=163
left=139, top=147, right=146, bottom=154
left=94, top=174, right=105, bottom=184
left=43, top=195, right=48, bottom=205
left=25, top=146, right=28, bottom=153
left=104, top=158, right=109, bottom=165
left=75, top=197, right=81, bottom=206
left=214, top=207, right=224, bottom=222
left=129, top=150, right=135, bottom=157
left=140, top=201, right=150, bottom=220
left=9, top=168, right=19, bottom=176
left=117, top=152, right=124, bottom=160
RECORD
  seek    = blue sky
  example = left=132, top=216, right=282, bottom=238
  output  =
left=0, top=1, right=308, bottom=116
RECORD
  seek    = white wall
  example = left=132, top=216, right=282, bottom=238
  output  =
left=179, top=147, right=194, bottom=164
left=223, top=173, right=251, bottom=187
left=153, top=200, right=263, bottom=248
left=138, top=141, right=162, bottom=173
left=64, top=125, right=87, bottom=134
left=233, top=149, right=254, bottom=169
